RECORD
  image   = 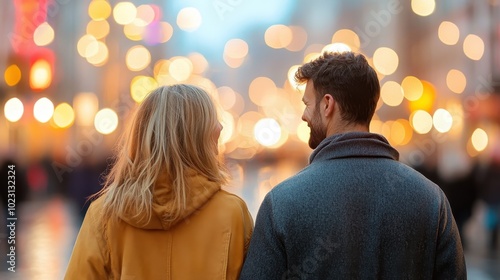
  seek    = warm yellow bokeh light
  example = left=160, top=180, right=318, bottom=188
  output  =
left=86, top=41, right=109, bottom=66
left=433, top=108, right=453, bottom=133
left=77, top=34, right=99, bottom=58
left=124, top=22, right=144, bottom=41
left=410, top=110, right=433, bottom=134
left=322, top=43, right=351, bottom=54
left=331, top=29, right=360, bottom=52
left=217, top=86, right=238, bottom=111
left=265, top=25, right=292, bottom=49
left=4, top=64, right=22, bottom=87
left=53, top=103, right=75, bottom=128
left=87, top=20, right=110, bottom=39
left=135, top=5, right=155, bottom=26
left=249, top=77, right=277, bottom=106
left=94, top=108, right=118, bottom=135
left=463, top=34, right=485, bottom=60
left=370, top=119, right=383, bottom=135
left=126, top=45, right=151, bottom=71
left=219, top=110, right=235, bottom=144
left=159, top=22, right=174, bottom=43
left=113, top=2, right=137, bottom=25
left=4, top=98, right=24, bottom=122
left=33, top=22, right=55, bottom=46
left=189, top=53, right=209, bottom=74
left=34, top=97, right=54, bottom=123
left=74, top=92, right=99, bottom=126
left=169, top=56, right=193, bottom=81
left=224, top=55, right=245, bottom=69
left=297, top=121, right=310, bottom=143
left=286, top=26, right=308, bottom=52
left=438, top=21, right=459, bottom=45
left=411, top=0, right=435, bottom=16
left=287, top=65, right=305, bottom=91
left=409, top=81, right=435, bottom=112
left=130, top=76, right=158, bottom=103
left=89, top=0, right=112, bottom=21
left=177, top=7, right=202, bottom=32
left=380, top=81, right=404, bottom=107
left=396, top=119, right=413, bottom=146
left=224, top=39, right=249, bottom=59
left=471, top=128, right=488, bottom=152
left=30, top=59, right=52, bottom=90
left=402, top=76, right=424, bottom=101
left=373, top=47, right=399, bottom=75
left=254, top=118, right=282, bottom=147
left=446, top=69, right=467, bottom=94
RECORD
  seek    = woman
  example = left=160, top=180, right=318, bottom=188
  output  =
left=65, top=84, right=253, bottom=279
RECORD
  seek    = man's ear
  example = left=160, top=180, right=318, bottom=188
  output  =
left=323, top=94, right=335, bottom=117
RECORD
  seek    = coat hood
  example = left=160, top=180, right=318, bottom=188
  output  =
left=119, top=169, right=221, bottom=230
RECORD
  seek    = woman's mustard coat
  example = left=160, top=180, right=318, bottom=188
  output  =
left=65, top=170, right=253, bottom=279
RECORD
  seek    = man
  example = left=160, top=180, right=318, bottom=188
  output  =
left=240, top=52, right=466, bottom=279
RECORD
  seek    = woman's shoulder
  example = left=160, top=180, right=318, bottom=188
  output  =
left=206, top=190, right=251, bottom=215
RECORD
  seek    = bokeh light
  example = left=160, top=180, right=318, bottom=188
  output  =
left=94, top=108, right=119, bottom=135
left=438, top=21, right=459, bottom=45
left=297, top=122, right=310, bottom=144
left=224, top=39, right=248, bottom=68
left=33, top=22, right=55, bottom=46
left=135, top=5, right=155, bottom=26
left=446, top=69, right=467, bottom=94
left=74, top=92, right=98, bottom=126
left=254, top=118, right=282, bottom=147
left=331, top=29, right=360, bottom=52
left=86, top=41, right=109, bottom=66
left=402, top=76, right=424, bottom=101
left=53, top=103, right=75, bottom=128
left=410, top=110, right=433, bottom=134
left=265, top=25, right=292, bottom=49
left=176, top=7, right=202, bottom=32
left=380, top=81, right=404, bottom=107
left=30, top=59, right=52, bottom=90
left=322, top=43, right=351, bottom=54
left=34, top=97, right=55, bottom=123
left=4, top=97, right=24, bottom=122
left=169, top=56, right=193, bottom=81
left=126, top=45, right=151, bottom=71
left=286, top=26, right=308, bottom=52
left=130, top=76, right=158, bottom=103
left=373, top=47, right=399, bottom=75
left=471, top=128, right=488, bottom=152
left=411, top=0, right=435, bottom=16
left=249, top=77, right=277, bottom=106
left=77, top=34, right=99, bottom=58
left=463, top=34, right=485, bottom=60
left=408, top=81, right=435, bottom=112
left=113, top=2, right=137, bottom=25
left=86, top=20, right=110, bottom=39
left=4, top=64, right=22, bottom=87
left=89, top=0, right=112, bottom=21
left=189, top=53, right=209, bottom=74
left=433, top=108, right=453, bottom=133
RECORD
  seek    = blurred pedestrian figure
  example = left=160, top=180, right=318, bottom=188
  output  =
left=65, top=84, right=253, bottom=279
left=240, top=52, right=465, bottom=279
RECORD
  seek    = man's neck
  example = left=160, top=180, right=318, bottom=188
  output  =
left=326, top=122, right=369, bottom=137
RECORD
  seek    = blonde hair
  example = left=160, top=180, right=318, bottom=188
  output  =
left=95, top=84, right=228, bottom=225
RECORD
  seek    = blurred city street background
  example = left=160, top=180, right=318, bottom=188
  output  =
left=1, top=0, right=500, bottom=279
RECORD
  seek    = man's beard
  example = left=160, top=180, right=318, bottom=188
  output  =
left=308, top=109, right=327, bottom=149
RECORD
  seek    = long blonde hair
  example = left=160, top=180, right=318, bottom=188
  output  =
left=95, top=84, right=228, bottom=224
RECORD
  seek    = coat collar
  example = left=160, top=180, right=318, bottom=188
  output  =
left=309, top=132, right=399, bottom=164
